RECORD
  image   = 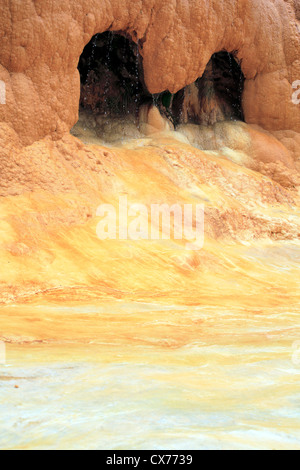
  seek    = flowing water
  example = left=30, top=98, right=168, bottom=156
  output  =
left=1, top=241, right=300, bottom=450
left=1, top=107, right=300, bottom=450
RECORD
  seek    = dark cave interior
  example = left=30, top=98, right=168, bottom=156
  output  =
left=78, top=32, right=245, bottom=127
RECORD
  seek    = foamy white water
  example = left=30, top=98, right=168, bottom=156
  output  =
left=1, top=299, right=300, bottom=450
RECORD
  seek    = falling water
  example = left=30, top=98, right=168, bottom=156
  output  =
left=76, top=36, right=245, bottom=143
left=134, top=40, right=140, bottom=121
left=82, top=34, right=98, bottom=131
left=238, top=64, right=245, bottom=121
left=85, top=35, right=98, bottom=101
left=227, top=51, right=233, bottom=71
left=103, top=32, right=114, bottom=117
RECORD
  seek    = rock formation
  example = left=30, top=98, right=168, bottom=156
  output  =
left=0, top=0, right=299, bottom=149
left=1, top=2, right=300, bottom=451
left=0, top=0, right=299, bottom=303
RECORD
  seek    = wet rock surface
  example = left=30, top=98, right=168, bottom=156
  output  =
left=0, top=1, right=300, bottom=451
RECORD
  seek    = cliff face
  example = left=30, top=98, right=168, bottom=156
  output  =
left=1, top=2, right=300, bottom=450
left=0, top=1, right=300, bottom=304
left=0, top=0, right=299, bottom=150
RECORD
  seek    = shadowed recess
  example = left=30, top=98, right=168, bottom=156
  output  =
left=78, top=32, right=150, bottom=118
left=78, top=33, right=245, bottom=129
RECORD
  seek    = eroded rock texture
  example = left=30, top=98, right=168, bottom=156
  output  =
left=0, top=0, right=300, bottom=304
left=0, top=0, right=299, bottom=149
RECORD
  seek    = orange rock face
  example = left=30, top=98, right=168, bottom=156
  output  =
left=0, top=0, right=299, bottom=151
left=1, top=3, right=300, bottom=450
left=0, top=0, right=300, bottom=304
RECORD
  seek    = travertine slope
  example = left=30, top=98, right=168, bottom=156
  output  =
left=0, top=0, right=299, bottom=303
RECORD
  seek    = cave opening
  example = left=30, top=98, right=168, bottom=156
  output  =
left=76, top=33, right=245, bottom=142
left=169, top=51, right=245, bottom=127
left=78, top=31, right=151, bottom=119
